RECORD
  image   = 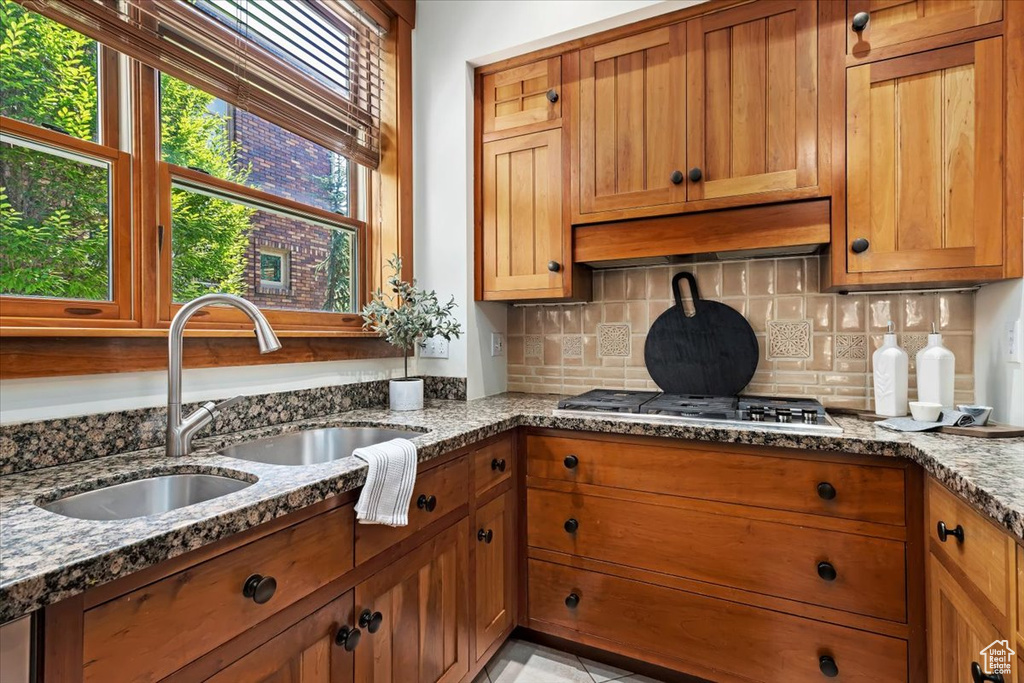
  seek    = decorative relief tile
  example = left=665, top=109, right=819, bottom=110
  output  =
left=597, top=324, right=630, bottom=357
left=524, top=335, right=543, bottom=359
left=903, top=333, right=929, bottom=360
left=835, top=333, right=867, bottom=360
left=767, top=319, right=812, bottom=360
left=562, top=335, right=583, bottom=358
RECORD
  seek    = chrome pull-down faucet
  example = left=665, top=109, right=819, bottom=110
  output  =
left=167, top=294, right=281, bottom=456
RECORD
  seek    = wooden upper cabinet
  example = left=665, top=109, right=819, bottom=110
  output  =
left=483, top=57, right=561, bottom=134
left=686, top=0, right=818, bottom=202
left=846, top=38, right=1004, bottom=275
left=847, top=0, right=1003, bottom=56
left=480, top=129, right=567, bottom=300
left=578, top=24, right=687, bottom=214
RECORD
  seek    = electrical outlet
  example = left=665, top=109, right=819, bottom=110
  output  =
left=420, top=336, right=449, bottom=359
left=491, top=333, right=505, bottom=357
left=1007, top=319, right=1022, bottom=363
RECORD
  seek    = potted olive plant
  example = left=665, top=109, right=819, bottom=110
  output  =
left=361, top=255, right=462, bottom=411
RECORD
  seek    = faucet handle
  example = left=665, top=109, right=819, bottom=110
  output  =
left=208, top=395, right=244, bottom=418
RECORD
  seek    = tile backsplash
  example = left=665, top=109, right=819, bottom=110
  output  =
left=507, top=256, right=975, bottom=411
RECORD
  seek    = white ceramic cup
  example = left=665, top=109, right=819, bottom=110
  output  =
left=956, top=405, right=993, bottom=426
left=909, top=401, right=943, bottom=422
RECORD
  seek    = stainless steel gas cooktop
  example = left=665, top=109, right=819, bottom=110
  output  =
left=553, top=389, right=843, bottom=435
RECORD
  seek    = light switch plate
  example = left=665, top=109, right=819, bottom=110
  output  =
left=420, top=336, right=449, bottom=359
left=491, top=333, right=505, bottom=357
left=1007, top=319, right=1022, bottom=363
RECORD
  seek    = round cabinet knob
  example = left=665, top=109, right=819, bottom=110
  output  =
left=335, top=626, right=361, bottom=651
left=547, top=89, right=559, bottom=103
left=819, top=655, right=839, bottom=678
left=972, top=662, right=1006, bottom=682
left=851, top=11, right=870, bottom=32
left=548, top=260, right=562, bottom=273
left=491, top=458, right=507, bottom=472
left=817, top=561, right=837, bottom=582
left=937, top=521, right=965, bottom=544
left=688, top=167, right=702, bottom=182
left=242, top=574, right=277, bottom=604
left=478, top=528, right=494, bottom=544
left=670, top=170, right=684, bottom=185
left=817, top=482, right=837, bottom=501
left=563, top=454, right=579, bottom=469
left=564, top=592, right=580, bottom=608
left=564, top=518, right=579, bottom=533
left=851, top=238, right=870, bottom=254
left=359, top=609, right=384, bottom=634
left=417, top=494, right=437, bottom=512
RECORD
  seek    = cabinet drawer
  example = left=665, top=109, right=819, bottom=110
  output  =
left=482, top=57, right=560, bottom=134
left=474, top=436, right=513, bottom=497
left=926, top=478, right=1015, bottom=617
left=355, top=456, right=469, bottom=564
left=528, top=559, right=908, bottom=683
left=82, top=504, right=355, bottom=683
left=527, top=434, right=906, bottom=525
left=846, top=0, right=1002, bottom=56
left=527, top=487, right=907, bottom=622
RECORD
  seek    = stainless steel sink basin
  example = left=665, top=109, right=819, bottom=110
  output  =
left=219, top=426, right=423, bottom=466
left=39, top=473, right=253, bottom=521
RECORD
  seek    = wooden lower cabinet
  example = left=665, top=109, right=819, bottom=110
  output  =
left=353, top=519, right=471, bottom=683
left=473, top=490, right=516, bottom=661
left=205, top=592, right=356, bottom=683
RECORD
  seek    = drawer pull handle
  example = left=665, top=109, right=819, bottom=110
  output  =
left=477, top=528, right=494, bottom=543
left=819, top=655, right=839, bottom=678
left=242, top=574, right=277, bottom=605
left=851, top=11, right=870, bottom=32
left=417, top=494, right=437, bottom=512
left=564, top=592, right=580, bottom=609
left=491, top=458, right=507, bottom=472
left=359, top=609, right=384, bottom=634
left=937, top=521, right=965, bottom=543
left=972, top=662, right=1005, bottom=682
left=816, top=482, right=836, bottom=500
left=817, top=561, right=837, bottom=582
left=563, top=518, right=579, bottom=533
left=335, top=625, right=361, bottom=651
left=563, top=454, right=579, bottom=469
left=688, top=167, right=702, bottom=182
left=670, top=170, right=684, bottom=185
left=546, top=89, right=559, bottom=103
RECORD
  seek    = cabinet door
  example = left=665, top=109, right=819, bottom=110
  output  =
left=578, top=23, right=686, bottom=214
left=927, top=554, right=1011, bottom=683
left=847, top=0, right=1002, bottom=55
left=482, top=57, right=560, bottom=134
left=481, top=130, right=565, bottom=299
left=354, top=520, right=470, bottom=683
left=846, top=38, right=1004, bottom=274
left=686, top=0, right=818, bottom=202
left=474, top=490, right=515, bottom=661
left=205, top=592, right=356, bottom=683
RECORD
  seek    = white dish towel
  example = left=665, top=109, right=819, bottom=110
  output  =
left=352, top=438, right=418, bottom=526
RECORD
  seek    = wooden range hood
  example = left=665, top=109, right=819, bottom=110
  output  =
left=573, top=198, right=831, bottom=268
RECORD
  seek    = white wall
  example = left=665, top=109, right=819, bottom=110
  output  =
left=412, top=0, right=701, bottom=399
left=974, top=278, right=1024, bottom=426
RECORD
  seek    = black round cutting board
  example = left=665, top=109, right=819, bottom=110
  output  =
left=644, top=271, right=758, bottom=396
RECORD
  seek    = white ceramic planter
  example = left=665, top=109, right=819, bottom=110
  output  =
left=390, top=378, right=424, bottom=411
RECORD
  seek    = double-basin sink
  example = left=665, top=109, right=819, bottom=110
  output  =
left=39, top=426, right=422, bottom=522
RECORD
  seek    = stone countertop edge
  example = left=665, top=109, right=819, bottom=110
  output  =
left=1, top=393, right=1021, bottom=623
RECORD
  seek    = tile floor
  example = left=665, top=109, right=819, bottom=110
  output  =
left=474, top=638, right=666, bottom=683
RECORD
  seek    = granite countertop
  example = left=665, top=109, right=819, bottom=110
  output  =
left=2, top=392, right=1022, bottom=622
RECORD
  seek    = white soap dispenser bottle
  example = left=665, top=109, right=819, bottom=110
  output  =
left=916, top=323, right=955, bottom=408
left=872, top=321, right=909, bottom=417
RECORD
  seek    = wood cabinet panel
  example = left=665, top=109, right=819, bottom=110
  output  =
left=482, top=57, right=560, bottom=134
left=205, top=592, right=356, bottom=683
left=846, top=38, right=1004, bottom=275
left=686, top=0, right=817, bottom=201
left=82, top=505, right=355, bottom=683
left=354, top=520, right=470, bottom=683
left=578, top=24, right=686, bottom=213
left=473, top=436, right=513, bottom=499
left=847, top=0, right=1003, bottom=56
left=473, top=491, right=515, bottom=661
left=526, top=434, right=907, bottom=525
left=527, top=486, right=908, bottom=622
left=480, top=129, right=566, bottom=299
left=528, top=558, right=909, bottom=683
left=355, top=457, right=469, bottom=565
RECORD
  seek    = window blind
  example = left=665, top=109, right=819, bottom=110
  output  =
left=20, top=0, right=385, bottom=169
